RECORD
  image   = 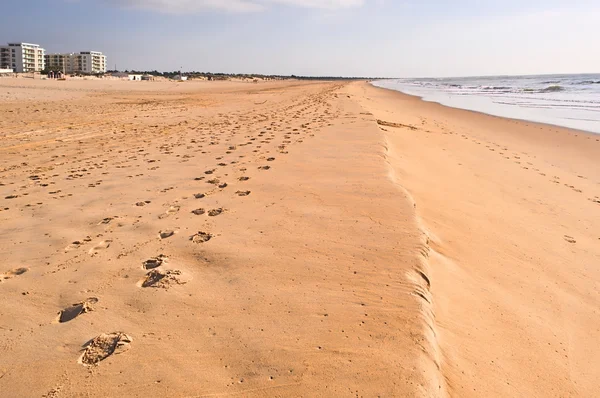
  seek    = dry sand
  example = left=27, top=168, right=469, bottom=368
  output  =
left=0, top=78, right=598, bottom=397
left=351, top=83, right=600, bottom=397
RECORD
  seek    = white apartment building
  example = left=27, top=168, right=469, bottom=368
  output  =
left=45, top=51, right=107, bottom=74
left=80, top=51, right=107, bottom=74
left=0, top=43, right=45, bottom=73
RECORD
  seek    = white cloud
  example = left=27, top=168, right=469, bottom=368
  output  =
left=101, top=0, right=365, bottom=13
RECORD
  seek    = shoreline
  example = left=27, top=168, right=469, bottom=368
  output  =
left=1, top=78, right=598, bottom=396
left=371, top=81, right=600, bottom=136
left=362, top=82, right=600, bottom=173
left=352, top=81, right=600, bottom=397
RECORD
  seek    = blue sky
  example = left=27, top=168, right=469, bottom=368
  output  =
left=1, top=0, right=599, bottom=77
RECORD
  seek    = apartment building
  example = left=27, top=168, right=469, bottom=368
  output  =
left=45, top=53, right=75, bottom=73
left=80, top=51, right=107, bottom=74
left=45, top=51, right=107, bottom=74
left=0, top=43, right=45, bottom=72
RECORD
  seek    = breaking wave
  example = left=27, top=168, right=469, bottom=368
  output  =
left=541, top=85, right=564, bottom=92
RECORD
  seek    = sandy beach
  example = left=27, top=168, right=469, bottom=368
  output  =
left=1, top=78, right=598, bottom=397
left=351, top=83, right=600, bottom=397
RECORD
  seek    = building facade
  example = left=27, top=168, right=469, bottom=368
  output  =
left=45, top=53, right=75, bottom=73
left=79, top=51, right=107, bottom=74
left=0, top=43, right=45, bottom=73
left=45, top=51, right=107, bottom=74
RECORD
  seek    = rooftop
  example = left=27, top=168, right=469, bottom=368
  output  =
left=7, top=43, right=41, bottom=47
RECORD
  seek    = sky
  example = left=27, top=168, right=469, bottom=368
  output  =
left=1, top=0, right=599, bottom=77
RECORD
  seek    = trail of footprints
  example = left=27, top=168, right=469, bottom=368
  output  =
left=472, top=133, right=600, bottom=239
left=0, top=83, right=345, bottom=367
left=470, top=134, right=593, bottom=196
left=431, top=125, right=600, bottom=202
left=378, top=115, right=600, bottom=250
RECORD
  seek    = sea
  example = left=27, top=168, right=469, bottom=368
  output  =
left=373, top=74, right=600, bottom=134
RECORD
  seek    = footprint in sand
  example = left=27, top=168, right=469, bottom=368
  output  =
left=158, top=205, right=180, bottom=219
left=98, top=217, right=113, bottom=225
left=208, top=208, right=223, bottom=217
left=191, top=208, right=206, bottom=215
left=236, top=190, right=251, bottom=197
left=79, top=332, right=132, bottom=366
left=140, top=269, right=184, bottom=289
left=65, top=236, right=92, bottom=252
left=190, top=231, right=212, bottom=243
left=194, top=193, right=206, bottom=199
left=159, top=230, right=175, bottom=239
left=258, top=166, right=271, bottom=170
left=143, top=255, right=167, bottom=270
left=564, top=235, right=577, bottom=244
left=1, top=267, right=29, bottom=281
left=238, top=176, right=250, bottom=181
left=89, top=240, right=112, bottom=256
left=57, top=297, right=98, bottom=323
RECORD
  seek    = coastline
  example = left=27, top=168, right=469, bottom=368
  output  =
left=352, top=81, right=600, bottom=397
left=372, top=80, right=600, bottom=135
left=362, top=82, right=600, bottom=173
left=0, top=77, right=598, bottom=396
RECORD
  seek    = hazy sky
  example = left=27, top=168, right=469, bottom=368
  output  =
left=1, top=0, right=599, bottom=77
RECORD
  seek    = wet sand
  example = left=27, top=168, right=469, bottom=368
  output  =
left=1, top=78, right=598, bottom=397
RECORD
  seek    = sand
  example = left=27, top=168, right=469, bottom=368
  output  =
left=350, top=83, right=600, bottom=397
left=0, top=78, right=598, bottom=397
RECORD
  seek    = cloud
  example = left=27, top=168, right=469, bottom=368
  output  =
left=101, top=0, right=365, bottom=13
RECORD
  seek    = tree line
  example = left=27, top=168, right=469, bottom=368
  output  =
left=105, top=70, right=376, bottom=80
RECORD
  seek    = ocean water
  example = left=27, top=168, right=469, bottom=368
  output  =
left=373, top=74, right=600, bottom=134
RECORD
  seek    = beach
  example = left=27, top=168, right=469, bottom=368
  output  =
left=1, top=78, right=599, bottom=397
left=373, top=74, right=600, bottom=134
left=353, top=83, right=600, bottom=396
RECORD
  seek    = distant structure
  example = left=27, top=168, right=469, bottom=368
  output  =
left=45, top=51, right=107, bottom=74
left=0, top=43, right=46, bottom=72
left=107, top=72, right=142, bottom=81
